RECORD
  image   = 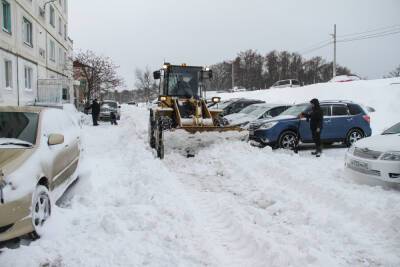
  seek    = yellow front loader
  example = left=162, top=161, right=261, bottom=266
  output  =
left=149, top=63, right=241, bottom=159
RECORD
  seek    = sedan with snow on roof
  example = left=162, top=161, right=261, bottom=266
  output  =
left=0, top=106, right=81, bottom=242
left=345, top=122, right=400, bottom=184
left=224, top=103, right=291, bottom=129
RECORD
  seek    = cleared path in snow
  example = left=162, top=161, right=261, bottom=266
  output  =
left=1, top=105, right=399, bottom=267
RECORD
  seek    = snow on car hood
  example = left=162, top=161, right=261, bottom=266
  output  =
left=0, top=148, right=35, bottom=177
left=226, top=114, right=256, bottom=125
left=354, top=134, right=400, bottom=152
left=252, top=115, right=297, bottom=125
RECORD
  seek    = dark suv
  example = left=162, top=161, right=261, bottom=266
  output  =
left=249, top=100, right=372, bottom=149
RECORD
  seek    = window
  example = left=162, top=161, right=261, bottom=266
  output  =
left=59, top=47, right=63, bottom=66
left=321, top=105, right=331, bottom=116
left=291, top=80, right=300, bottom=86
left=62, top=88, right=69, bottom=100
left=58, top=17, right=62, bottom=35
left=4, top=60, right=12, bottom=88
left=348, top=104, right=364, bottom=115
left=49, top=5, right=55, bottom=27
left=2, top=0, right=11, bottom=33
left=332, top=105, right=349, bottom=116
left=49, top=40, right=55, bottom=61
left=24, top=66, right=33, bottom=90
left=22, top=17, right=33, bottom=46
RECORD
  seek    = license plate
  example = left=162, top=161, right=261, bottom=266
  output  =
left=350, top=160, right=369, bottom=170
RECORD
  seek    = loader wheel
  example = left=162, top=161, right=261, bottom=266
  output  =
left=148, top=115, right=156, bottom=149
left=155, top=119, right=164, bottom=159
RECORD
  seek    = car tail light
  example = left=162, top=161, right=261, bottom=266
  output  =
left=363, top=115, right=370, bottom=124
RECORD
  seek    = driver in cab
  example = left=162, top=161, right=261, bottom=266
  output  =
left=171, top=75, right=193, bottom=97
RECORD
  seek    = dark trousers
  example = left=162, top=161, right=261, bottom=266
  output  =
left=92, top=113, right=99, bottom=126
left=312, top=130, right=322, bottom=152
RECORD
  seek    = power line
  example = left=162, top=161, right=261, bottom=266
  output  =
left=338, top=29, right=400, bottom=43
left=297, top=38, right=332, bottom=54
left=300, top=41, right=332, bottom=55
left=337, top=24, right=400, bottom=38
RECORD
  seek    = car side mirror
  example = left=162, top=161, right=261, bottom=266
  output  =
left=153, top=71, right=161, bottom=80
left=48, top=134, right=64, bottom=146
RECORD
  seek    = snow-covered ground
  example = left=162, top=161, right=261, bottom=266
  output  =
left=1, top=79, right=400, bottom=267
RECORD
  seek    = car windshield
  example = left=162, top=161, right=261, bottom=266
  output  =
left=241, top=105, right=273, bottom=118
left=102, top=102, right=117, bottom=109
left=167, top=66, right=200, bottom=97
left=280, top=104, right=310, bottom=116
left=382, top=122, right=400, bottom=135
left=216, top=100, right=233, bottom=110
left=0, top=112, right=39, bottom=146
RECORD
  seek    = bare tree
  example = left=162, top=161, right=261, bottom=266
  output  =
left=135, top=67, right=158, bottom=102
left=74, top=50, right=124, bottom=102
left=386, top=65, right=400, bottom=78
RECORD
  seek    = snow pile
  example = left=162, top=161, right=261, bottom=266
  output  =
left=212, top=78, right=400, bottom=134
left=1, top=80, right=400, bottom=266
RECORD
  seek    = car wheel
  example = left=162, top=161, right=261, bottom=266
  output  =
left=346, top=128, right=364, bottom=147
left=278, top=131, right=297, bottom=150
left=30, top=185, right=52, bottom=239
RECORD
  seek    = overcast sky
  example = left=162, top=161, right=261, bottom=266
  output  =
left=69, top=0, right=400, bottom=89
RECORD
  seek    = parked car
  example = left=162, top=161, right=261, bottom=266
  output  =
left=210, top=98, right=265, bottom=116
left=100, top=100, right=121, bottom=121
left=224, top=103, right=291, bottom=128
left=249, top=100, right=372, bottom=149
left=0, top=106, right=81, bottom=242
left=345, top=122, right=400, bottom=184
left=128, top=101, right=137, bottom=106
left=270, top=79, right=301, bottom=89
left=329, top=75, right=361, bottom=83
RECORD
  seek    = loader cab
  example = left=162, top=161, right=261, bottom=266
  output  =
left=153, top=64, right=212, bottom=99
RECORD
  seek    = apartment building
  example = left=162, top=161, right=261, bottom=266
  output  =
left=0, top=0, right=73, bottom=106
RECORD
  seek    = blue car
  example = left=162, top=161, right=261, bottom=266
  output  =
left=249, top=101, right=372, bottom=149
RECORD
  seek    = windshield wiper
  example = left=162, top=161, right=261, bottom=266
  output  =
left=0, top=142, right=33, bottom=147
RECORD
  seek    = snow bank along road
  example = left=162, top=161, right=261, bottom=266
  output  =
left=1, top=80, right=400, bottom=267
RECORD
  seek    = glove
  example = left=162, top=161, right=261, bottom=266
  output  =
left=316, top=128, right=321, bottom=133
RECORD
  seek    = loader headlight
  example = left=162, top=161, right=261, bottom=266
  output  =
left=381, top=152, right=400, bottom=161
left=212, top=97, right=221, bottom=104
left=260, top=122, right=278, bottom=130
left=159, top=96, right=167, bottom=102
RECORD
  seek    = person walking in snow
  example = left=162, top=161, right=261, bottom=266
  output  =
left=300, top=98, right=324, bottom=157
left=86, top=99, right=100, bottom=126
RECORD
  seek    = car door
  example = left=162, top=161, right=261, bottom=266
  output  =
left=320, top=105, right=333, bottom=140
left=299, top=105, right=331, bottom=142
left=41, top=110, right=69, bottom=189
left=329, top=104, right=351, bottom=140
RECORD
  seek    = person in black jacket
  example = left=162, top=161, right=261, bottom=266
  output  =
left=301, top=98, right=324, bottom=157
left=86, top=99, right=100, bottom=126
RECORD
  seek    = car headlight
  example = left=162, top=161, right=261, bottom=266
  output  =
left=381, top=152, right=400, bottom=161
left=260, top=122, right=278, bottom=130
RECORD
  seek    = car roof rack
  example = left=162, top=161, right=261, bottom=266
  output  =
left=320, top=100, right=354, bottom=104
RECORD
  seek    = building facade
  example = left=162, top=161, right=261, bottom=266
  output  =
left=0, top=0, right=72, bottom=106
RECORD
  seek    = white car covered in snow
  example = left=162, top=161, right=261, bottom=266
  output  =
left=224, top=103, right=291, bottom=128
left=0, top=106, right=81, bottom=242
left=345, top=122, right=400, bottom=184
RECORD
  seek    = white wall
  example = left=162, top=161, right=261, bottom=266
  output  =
left=0, top=0, right=71, bottom=106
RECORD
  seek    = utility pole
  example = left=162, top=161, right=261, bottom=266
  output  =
left=332, top=24, right=337, bottom=78
left=231, top=61, right=235, bottom=89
